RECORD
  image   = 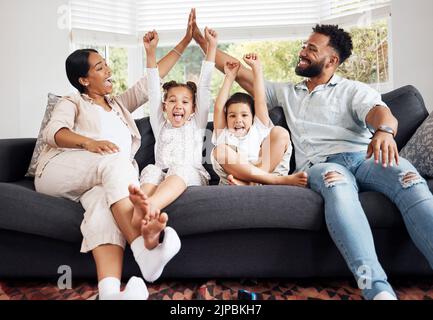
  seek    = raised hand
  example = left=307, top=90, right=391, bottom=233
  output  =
left=243, top=53, right=262, bottom=70
left=204, top=27, right=218, bottom=48
left=184, top=8, right=195, bottom=43
left=191, top=8, right=204, bottom=44
left=143, top=30, right=159, bottom=52
left=224, top=61, right=240, bottom=80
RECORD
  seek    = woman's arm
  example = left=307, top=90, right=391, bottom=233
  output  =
left=243, top=53, right=271, bottom=127
left=156, top=9, right=194, bottom=78
left=213, top=62, right=240, bottom=133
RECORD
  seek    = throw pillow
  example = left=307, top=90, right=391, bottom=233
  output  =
left=400, top=111, right=433, bottom=178
left=25, top=93, right=61, bottom=177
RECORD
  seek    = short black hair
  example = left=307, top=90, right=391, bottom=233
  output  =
left=65, top=49, right=98, bottom=94
left=312, top=24, right=353, bottom=64
left=224, top=92, right=255, bottom=117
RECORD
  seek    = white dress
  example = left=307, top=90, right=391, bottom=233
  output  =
left=140, top=61, right=214, bottom=186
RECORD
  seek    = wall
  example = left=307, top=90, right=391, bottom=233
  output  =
left=392, top=0, right=433, bottom=112
left=0, top=0, right=71, bottom=139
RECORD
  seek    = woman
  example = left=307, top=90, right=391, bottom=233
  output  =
left=35, top=10, right=196, bottom=300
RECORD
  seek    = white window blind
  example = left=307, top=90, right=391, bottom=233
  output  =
left=70, top=0, right=391, bottom=45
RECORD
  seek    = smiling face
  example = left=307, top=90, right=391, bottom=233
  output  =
left=226, top=103, right=253, bottom=137
left=163, top=86, right=195, bottom=127
left=295, top=32, right=338, bottom=78
left=80, top=52, right=113, bottom=96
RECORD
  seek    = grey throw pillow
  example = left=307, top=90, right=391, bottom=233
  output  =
left=400, top=111, right=433, bottom=178
left=25, top=93, right=61, bottom=177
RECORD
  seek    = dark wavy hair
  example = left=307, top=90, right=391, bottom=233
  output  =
left=224, top=92, right=255, bottom=117
left=313, top=24, right=353, bottom=64
left=162, top=80, right=197, bottom=107
left=65, top=49, right=98, bottom=93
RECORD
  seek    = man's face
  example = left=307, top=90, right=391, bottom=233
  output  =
left=295, top=33, right=337, bottom=78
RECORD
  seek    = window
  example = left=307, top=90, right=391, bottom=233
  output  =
left=70, top=0, right=392, bottom=118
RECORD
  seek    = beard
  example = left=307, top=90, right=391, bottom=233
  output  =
left=295, top=58, right=326, bottom=78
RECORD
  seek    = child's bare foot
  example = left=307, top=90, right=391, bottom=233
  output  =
left=279, top=172, right=308, bottom=187
left=141, top=210, right=168, bottom=250
left=227, top=174, right=249, bottom=186
left=129, top=184, right=151, bottom=228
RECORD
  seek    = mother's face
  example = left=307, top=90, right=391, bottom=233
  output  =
left=79, top=52, right=113, bottom=96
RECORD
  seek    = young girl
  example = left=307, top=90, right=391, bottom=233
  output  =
left=211, top=53, right=308, bottom=186
left=129, top=27, right=217, bottom=254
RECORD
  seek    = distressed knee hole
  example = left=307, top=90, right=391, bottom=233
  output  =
left=399, top=171, right=424, bottom=189
left=322, top=170, right=347, bottom=188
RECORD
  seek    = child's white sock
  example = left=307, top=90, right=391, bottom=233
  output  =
left=131, top=226, right=181, bottom=283
left=98, top=276, right=149, bottom=300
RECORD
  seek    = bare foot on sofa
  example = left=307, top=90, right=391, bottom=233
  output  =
left=227, top=175, right=257, bottom=186
left=129, top=184, right=151, bottom=228
left=141, top=210, right=168, bottom=250
left=281, top=172, right=308, bottom=187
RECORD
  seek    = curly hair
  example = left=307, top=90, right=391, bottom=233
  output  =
left=312, top=24, right=353, bottom=65
left=162, top=80, right=197, bottom=106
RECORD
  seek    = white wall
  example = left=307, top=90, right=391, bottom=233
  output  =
left=0, top=0, right=71, bottom=139
left=392, top=0, right=433, bottom=112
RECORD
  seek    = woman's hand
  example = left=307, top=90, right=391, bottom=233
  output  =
left=143, top=30, right=159, bottom=53
left=82, top=140, right=120, bottom=155
left=243, top=53, right=262, bottom=71
left=224, top=61, right=240, bottom=80
left=184, top=8, right=195, bottom=44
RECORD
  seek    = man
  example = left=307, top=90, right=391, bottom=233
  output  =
left=192, top=16, right=433, bottom=300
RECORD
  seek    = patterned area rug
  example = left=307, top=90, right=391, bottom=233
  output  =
left=1, top=279, right=433, bottom=300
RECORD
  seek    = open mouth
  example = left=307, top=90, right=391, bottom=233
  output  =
left=297, top=58, right=311, bottom=67
left=104, top=76, right=113, bottom=88
left=172, top=112, right=184, bottom=123
left=233, top=125, right=246, bottom=135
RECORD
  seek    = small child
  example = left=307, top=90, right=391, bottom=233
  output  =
left=129, top=27, right=218, bottom=274
left=211, top=53, right=308, bottom=186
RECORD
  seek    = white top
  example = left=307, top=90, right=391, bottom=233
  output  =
left=212, top=116, right=274, bottom=163
left=265, top=74, right=388, bottom=171
left=97, top=107, right=132, bottom=159
left=147, top=61, right=214, bottom=178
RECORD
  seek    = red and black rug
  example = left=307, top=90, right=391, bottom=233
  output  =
left=1, top=278, right=433, bottom=300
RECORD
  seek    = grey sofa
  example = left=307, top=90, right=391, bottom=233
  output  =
left=1, top=85, right=432, bottom=281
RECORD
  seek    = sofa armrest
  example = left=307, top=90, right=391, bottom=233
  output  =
left=0, top=139, right=36, bottom=182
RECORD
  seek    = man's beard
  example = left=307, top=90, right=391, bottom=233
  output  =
left=295, top=59, right=326, bottom=78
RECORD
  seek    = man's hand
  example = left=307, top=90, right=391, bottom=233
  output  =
left=224, top=61, right=240, bottom=80
left=243, top=53, right=262, bottom=71
left=191, top=8, right=205, bottom=44
left=82, top=140, right=120, bottom=155
left=143, top=30, right=158, bottom=52
left=366, top=131, right=399, bottom=167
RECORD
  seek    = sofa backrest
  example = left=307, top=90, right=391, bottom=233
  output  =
left=134, top=85, right=429, bottom=177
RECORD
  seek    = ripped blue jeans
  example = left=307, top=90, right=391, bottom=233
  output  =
left=307, top=152, right=433, bottom=300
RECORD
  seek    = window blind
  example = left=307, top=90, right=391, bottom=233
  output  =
left=70, top=0, right=391, bottom=45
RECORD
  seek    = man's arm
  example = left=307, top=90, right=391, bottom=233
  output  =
left=365, top=105, right=399, bottom=167
left=191, top=10, right=254, bottom=95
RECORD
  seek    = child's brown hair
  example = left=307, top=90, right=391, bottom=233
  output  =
left=162, top=80, right=197, bottom=108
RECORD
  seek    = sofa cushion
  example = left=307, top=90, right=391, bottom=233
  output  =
left=3, top=178, right=432, bottom=243
left=400, top=112, right=433, bottom=178
left=382, top=85, right=429, bottom=150
left=25, top=93, right=61, bottom=177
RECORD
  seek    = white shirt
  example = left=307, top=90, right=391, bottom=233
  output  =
left=147, top=61, right=214, bottom=176
left=212, top=116, right=273, bottom=163
left=97, top=107, right=132, bottom=159
left=265, top=74, right=388, bottom=172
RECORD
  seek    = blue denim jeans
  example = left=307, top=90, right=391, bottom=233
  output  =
left=307, top=152, right=433, bottom=300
